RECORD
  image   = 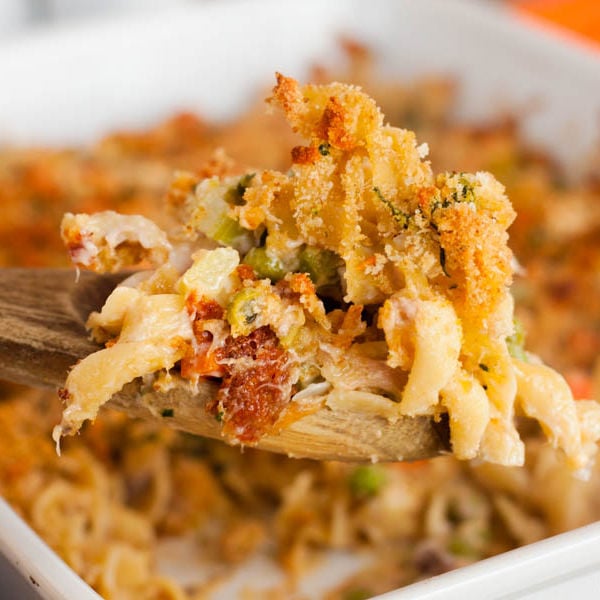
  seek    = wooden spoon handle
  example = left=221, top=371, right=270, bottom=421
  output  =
left=0, top=268, right=126, bottom=388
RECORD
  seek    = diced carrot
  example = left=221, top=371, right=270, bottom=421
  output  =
left=181, top=349, right=224, bottom=379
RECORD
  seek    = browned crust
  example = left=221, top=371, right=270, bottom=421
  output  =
left=210, top=327, right=294, bottom=443
left=291, top=145, right=320, bottom=165
left=319, top=96, right=357, bottom=150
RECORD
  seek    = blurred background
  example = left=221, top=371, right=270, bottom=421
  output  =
left=0, top=0, right=599, bottom=48
left=0, top=0, right=188, bottom=36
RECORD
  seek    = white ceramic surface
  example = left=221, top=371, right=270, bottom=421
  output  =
left=0, top=497, right=102, bottom=599
left=383, top=520, right=600, bottom=599
left=0, top=1, right=599, bottom=598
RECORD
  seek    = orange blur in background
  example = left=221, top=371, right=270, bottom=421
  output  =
left=514, top=0, right=600, bottom=46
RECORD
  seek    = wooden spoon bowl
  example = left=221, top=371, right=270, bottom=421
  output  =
left=0, top=268, right=450, bottom=462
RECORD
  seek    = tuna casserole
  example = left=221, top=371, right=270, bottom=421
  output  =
left=1, top=46, right=600, bottom=599
left=55, top=74, right=600, bottom=475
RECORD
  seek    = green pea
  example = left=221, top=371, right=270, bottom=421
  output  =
left=243, top=246, right=287, bottom=282
left=298, top=246, right=341, bottom=289
left=348, top=465, right=386, bottom=498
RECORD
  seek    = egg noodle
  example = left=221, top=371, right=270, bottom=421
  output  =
left=1, top=44, right=600, bottom=599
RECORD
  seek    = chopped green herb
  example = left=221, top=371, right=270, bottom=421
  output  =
left=318, top=143, right=331, bottom=156
left=432, top=175, right=475, bottom=218
left=373, top=187, right=410, bottom=229
left=243, top=246, right=287, bottom=282
left=457, top=174, right=476, bottom=202
left=348, top=465, right=386, bottom=498
left=432, top=199, right=452, bottom=213
left=224, top=173, right=255, bottom=205
left=479, top=363, right=489, bottom=372
left=215, top=411, right=224, bottom=423
left=161, top=408, right=174, bottom=418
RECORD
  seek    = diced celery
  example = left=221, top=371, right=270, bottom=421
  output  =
left=506, top=317, right=528, bottom=362
left=224, top=173, right=255, bottom=206
left=191, top=177, right=255, bottom=253
left=298, top=245, right=341, bottom=288
left=212, top=215, right=255, bottom=251
left=226, top=287, right=262, bottom=336
left=243, top=246, right=287, bottom=282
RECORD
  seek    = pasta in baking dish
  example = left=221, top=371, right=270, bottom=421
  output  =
left=54, top=74, right=600, bottom=475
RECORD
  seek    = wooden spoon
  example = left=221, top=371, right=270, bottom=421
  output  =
left=0, top=268, right=450, bottom=462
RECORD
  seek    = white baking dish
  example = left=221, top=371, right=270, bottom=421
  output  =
left=0, top=0, right=599, bottom=598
